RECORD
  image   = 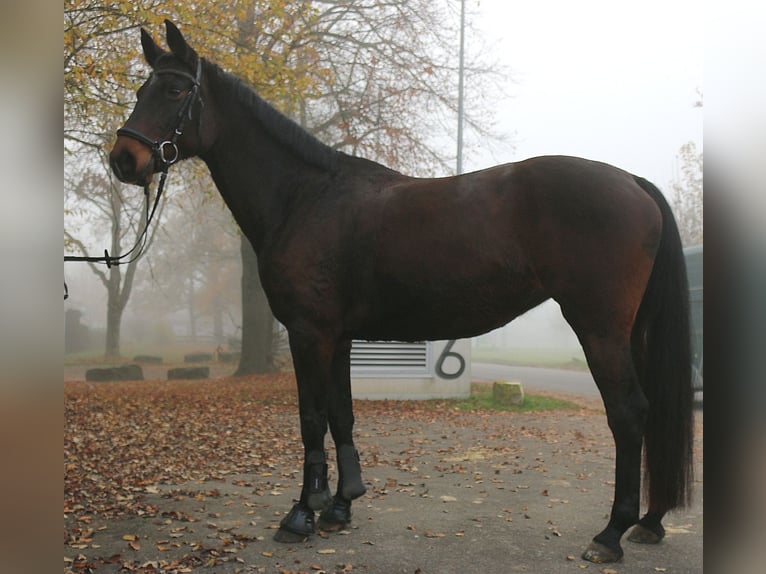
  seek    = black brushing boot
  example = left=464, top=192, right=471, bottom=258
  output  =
left=274, top=450, right=332, bottom=543
left=337, top=444, right=366, bottom=501
left=304, top=449, right=333, bottom=511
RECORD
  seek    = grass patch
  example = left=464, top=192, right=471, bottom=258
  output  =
left=452, top=383, right=580, bottom=412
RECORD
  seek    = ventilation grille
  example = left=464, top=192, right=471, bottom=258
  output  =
left=350, top=341, right=430, bottom=376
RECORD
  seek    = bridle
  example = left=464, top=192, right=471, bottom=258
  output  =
left=64, top=59, right=203, bottom=298
left=116, top=58, right=203, bottom=171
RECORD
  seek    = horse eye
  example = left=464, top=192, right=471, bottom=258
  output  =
left=167, top=87, right=183, bottom=98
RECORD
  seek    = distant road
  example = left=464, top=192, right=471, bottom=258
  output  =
left=471, top=362, right=601, bottom=399
left=472, top=362, right=703, bottom=411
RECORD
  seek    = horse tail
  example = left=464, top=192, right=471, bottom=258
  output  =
left=632, top=175, right=694, bottom=512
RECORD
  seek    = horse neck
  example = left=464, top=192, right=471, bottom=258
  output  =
left=199, top=73, right=336, bottom=253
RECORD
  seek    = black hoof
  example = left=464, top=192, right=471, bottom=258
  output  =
left=274, top=527, right=310, bottom=543
left=337, top=445, right=366, bottom=500
left=318, top=496, right=352, bottom=532
left=275, top=503, right=315, bottom=543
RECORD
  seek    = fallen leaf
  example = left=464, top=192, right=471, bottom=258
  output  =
left=317, top=548, right=336, bottom=554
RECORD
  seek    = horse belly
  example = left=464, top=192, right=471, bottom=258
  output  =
left=354, top=263, right=547, bottom=342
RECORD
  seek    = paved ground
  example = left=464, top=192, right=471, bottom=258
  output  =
left=64, top=368, right=703, bottom=574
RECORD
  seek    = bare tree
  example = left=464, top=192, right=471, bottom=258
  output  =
left=65, top=153, right=165, bottom=356
left=669, top=141, right=703, bottom=247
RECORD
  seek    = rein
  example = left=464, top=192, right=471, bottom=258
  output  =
left=64, top=61, right=203, bottom=299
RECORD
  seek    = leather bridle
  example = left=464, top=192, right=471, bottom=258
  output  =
left=116, top=58, right=203, bottom=171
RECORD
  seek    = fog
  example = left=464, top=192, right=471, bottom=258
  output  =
left=473, top=301, right=580, bottom=351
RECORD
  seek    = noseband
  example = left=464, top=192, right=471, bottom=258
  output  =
left=116, top=58, right=203, bottom=171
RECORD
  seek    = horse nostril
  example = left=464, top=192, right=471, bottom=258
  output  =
left=110, top=150, right=134, bottom=182
left=110, top=157, right=123, bottom=181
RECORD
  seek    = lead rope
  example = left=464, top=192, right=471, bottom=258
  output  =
left=63, top=170, right=168, bottom=299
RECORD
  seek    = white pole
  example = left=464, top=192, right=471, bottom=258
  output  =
left=456, top=0, right=466, bottom=175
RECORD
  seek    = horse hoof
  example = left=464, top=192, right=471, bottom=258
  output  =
left=275, top=503, right=315, bottom=543
left=274, top=527, right=310, bottom=543
left=581, top=540, right=623, bottom=563
left=627, top=523, right=664, bottom=544
left=318, top=496, right=352, bottom=532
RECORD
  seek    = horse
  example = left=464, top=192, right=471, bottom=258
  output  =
left=109, top=20, right=694, bottom=564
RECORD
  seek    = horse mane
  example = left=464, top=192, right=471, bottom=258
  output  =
left=205, top=60, right=340, bottom=172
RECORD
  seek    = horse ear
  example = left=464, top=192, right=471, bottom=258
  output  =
left=140, top=28, right=165, bottom=68
left=164, top=19, right=198, bottom=71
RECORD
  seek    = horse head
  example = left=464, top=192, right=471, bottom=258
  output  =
left=109, top=20, right=212, bottom=186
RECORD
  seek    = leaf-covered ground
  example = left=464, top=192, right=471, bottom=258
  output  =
left=65, top=373, right=703, bottom=574
left=65, top=375, right=304, bottom=522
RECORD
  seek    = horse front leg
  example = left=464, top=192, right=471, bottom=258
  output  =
left=274, top=330, right=335, bottom=543
left=319, top=340, right=366, bottom=532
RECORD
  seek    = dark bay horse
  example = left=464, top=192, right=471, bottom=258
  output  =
left=109, top=21, right=693, bottom=564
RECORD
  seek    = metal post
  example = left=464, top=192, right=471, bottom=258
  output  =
left=456, top=0, right=466, bottom=175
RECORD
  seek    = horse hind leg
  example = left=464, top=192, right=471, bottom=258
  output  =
left=625, top=318, right=669, bottom=546
left=571, top=328, right=648, bottom=563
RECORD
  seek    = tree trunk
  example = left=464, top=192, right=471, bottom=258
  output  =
left=235, top=235, right=275, bottom=375
left=102, top=222, right=141, bottom=357
left=105, top=292, right=122, bottom=357
left=213, top=301, right=224, bottom=344
left=188, top=275, right=197, bottom=340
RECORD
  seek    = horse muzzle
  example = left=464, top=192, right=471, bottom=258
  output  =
left=109, top=135, right=157, bottom=186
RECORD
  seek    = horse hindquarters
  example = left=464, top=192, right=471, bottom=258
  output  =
left=548, top=193, right=658, bottom=561
left=558, top=176, right=693, bottom=562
